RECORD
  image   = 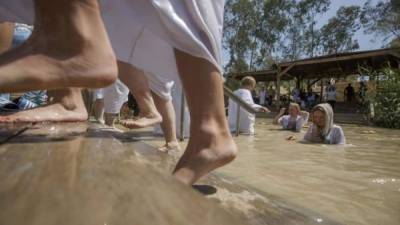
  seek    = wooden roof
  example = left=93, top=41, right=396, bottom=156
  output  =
left=229, top=48, right=400, bottom=82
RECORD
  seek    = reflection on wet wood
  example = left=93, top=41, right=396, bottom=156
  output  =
left=109, top=127, right=344, bottom=225
left=0, top=123, right=344, bottom=225
left=0, top=123, right=246, bottom=225
left=200, top=175, right=343, bottom=225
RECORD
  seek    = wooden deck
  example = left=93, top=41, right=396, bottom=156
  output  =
left=0, top=122, right=342, bottom=225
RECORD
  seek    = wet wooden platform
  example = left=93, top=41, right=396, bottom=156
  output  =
left=0, top=122, right=342, bottom=225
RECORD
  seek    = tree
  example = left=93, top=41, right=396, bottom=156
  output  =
left=298, top=0, right=330, bottom=57
left=319, top=6, right=361, bottom=54
left=361, top=0, right=400, bottom=46
left=223, top=0, right=362, bottom=73
left=372, top=68, right=400, bottom=129
left=252, top=0, right=292, bottom=69
left=223, top=0, right=292, bottom=72
left=281, top=0, right=331, bottom=60
left=281, top=1, right=304, bottom=61
left=391, top=37, right=400, bottom=48
left=224, top=0, right=261, bottom=73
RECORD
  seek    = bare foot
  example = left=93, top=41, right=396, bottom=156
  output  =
left=120, top=113, right=162, bottom=129
left=0, top=1, right=117, bottom=93
left=172, top=128, right=237, bottom=185
left=0, top=102, right=87, bottom=123
left=158, top=141, right=181, bottom=152
left=0, top=88, right=87, bottom=123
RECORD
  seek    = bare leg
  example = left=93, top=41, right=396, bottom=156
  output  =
left=0, top=22, right=14, bottom=54
left=0, top=88, right=87, bottom=123
left=152, top=93, right=180, bottom=152
left=172, top=50, right=237, bottom=185
left=118, top=61, right=162, bottom=129
left=0, top=0, right=117, bottom=93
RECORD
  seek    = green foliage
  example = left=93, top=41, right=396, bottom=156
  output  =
left=319, top=6, right=361, bottom=54
left=391, top=37, right=400, bottom=47
left=360, top=0, right=400, bottom=45
left=224, top=0, right=263, bottom=73
left=225, top=77, right=241, bottom=91
left=223, top=0, right=365, bottom=74
left=372, top=68, right=400, bottom=129
left=291, top=0, right=330, bottom=57
left=224, top=0, right=292, bottom=73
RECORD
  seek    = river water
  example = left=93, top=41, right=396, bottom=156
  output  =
left=217, top=119, right=400, bottom=225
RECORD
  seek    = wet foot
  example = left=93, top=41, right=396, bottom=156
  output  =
left=120, top=113, right=162, bottom=129
left=0, top=2, right=117, bottom=93
left=0, top=102, right=87, bottom=123
left=172, top=129, right=237, bottom=185
left=0, top=36, right=117, bottom=93
left=158, top=141, right=181, bottom=152
left=0, top=88, right=87, bottom=123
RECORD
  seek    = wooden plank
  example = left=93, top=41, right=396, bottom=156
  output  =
left=0, top=123, right=247, bottom=225
left=113, top=129, right=344, bottom=225
left=229, top=48, right=400, bottom=83
left=277, top=63, right=296, bottom=78
left=0, top=122, right=345, bottom=225
left=309, top=78, right=321, bottom=88
left=0, top=123, right=32, bottom=145
left=280, top=49, right=397, bottom=68
left=276, top=66, right=281, bottom=109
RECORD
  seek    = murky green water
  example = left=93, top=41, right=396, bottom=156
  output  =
left=218, top=119, right=400, bottom=225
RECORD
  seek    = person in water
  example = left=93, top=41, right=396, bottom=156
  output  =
left=273, top=102, right=309, bottom=132
left=228, top=76, right=270, bottom=134
left=303, top=103, right=346, bottom=145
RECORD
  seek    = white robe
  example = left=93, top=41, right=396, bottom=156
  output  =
left=227, top=89, right=262, bottom=134
left=259, top=90, right=267, bottom=105
left=0, top=0, right=221, bottom=129
left=153, top=82, right=191, bottom=138
left=278, top=114, right=309, bottom=132
left=303, top=124, right=346, bottom=145
left=0, top=0, right=225, bottom=84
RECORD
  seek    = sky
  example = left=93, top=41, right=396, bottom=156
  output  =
left=317, top=0, right=384, bottom=51
left=222, top=0, right=387, bottom=66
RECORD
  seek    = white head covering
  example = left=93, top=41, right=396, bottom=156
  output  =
left=312, top=103, right=334, bottom=136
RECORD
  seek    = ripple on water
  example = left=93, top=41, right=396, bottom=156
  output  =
left=220, top=118, right=400, bottom=225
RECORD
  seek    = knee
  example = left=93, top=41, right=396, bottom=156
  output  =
left=92, top=66, right=118, bottom=88
left=98, top=71, right=118, bottom=87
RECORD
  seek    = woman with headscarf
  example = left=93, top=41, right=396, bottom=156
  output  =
left=273, top=102, right=309, bottom=132
left=303, top=103, right=346, bottom=145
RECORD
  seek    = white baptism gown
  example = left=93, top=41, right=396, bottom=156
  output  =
left=227, top=89, right=263, bottom=135
left=0, top=0, right=224, bottom=78
left=0, top=0, right=223, bottom=126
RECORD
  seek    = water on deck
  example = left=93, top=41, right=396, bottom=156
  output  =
left=208, top=119, right=399, bottom=225
left=1, top=119, right=399, bottom=225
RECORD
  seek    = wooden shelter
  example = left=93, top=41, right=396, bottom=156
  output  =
left=228, top=48, right=400, bottom=106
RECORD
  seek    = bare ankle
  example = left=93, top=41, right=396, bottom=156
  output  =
left=139, top=111, right=162, bottom=121
left=189, top=122, right=237, bottom=160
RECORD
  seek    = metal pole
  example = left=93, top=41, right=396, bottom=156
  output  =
left=235, top=104, right=240, bottom=137
left=179, top=90, right=185, bottom=142
left=320, top=79, right=324, bottom=102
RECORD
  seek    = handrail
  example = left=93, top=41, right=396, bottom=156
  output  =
left=223, top=85, right=258, bottom=114
left=179, top=90, right=185, bottom=141
left=224, top=85, right=261, bottom=137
